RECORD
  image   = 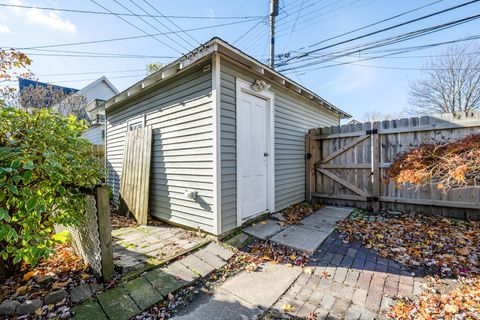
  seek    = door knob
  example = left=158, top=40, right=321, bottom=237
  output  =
left=264, top=152, right=269, bottom=157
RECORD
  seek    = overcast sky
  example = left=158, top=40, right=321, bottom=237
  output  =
left=1, top=0, right=479, bottom=120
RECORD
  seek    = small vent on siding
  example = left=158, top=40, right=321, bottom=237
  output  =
left=203, top=65, right=211, bottom=72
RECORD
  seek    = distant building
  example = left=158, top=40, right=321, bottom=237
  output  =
left=18, top=76, right=118, bottom=145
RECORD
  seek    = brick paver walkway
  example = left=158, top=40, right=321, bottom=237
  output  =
left=273, top=231, right=424, bottom=320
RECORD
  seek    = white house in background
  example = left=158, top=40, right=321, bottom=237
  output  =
left=81, top=76, right=119, bottom=145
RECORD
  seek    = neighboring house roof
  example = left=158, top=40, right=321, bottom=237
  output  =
left=78, top=76, right=119, bottom=103
left=19, top=78, right=79, bottom=95
left=105, top=37, right=351, bottom=119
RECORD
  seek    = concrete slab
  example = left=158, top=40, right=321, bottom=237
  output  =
left=300, top=207, right=352, bottom=231
left=204, top=242, right=235, bottom=261
left=221, top=262, right=302, bottom=308
left=225, top=233, right=249, bottom=249
left=242, top=220, right=284, bottom=240
left=270, top=225, right=330, bottom=255
left=123, top=276, right=163, bottom=310
left=194, top=249, right=225, bottom=269
left=97, top=287, right=140, bottom=320
left=72, top=300, right=107, bottom=320
left=172, top=289, right=262, bottom=320
left=162, top=261, right=199, bottom=285
left=143, top=269, right=183, bottom=295
left=179, top=254, right=215, bottom=277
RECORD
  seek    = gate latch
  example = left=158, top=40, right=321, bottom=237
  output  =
left=366, top=129, right=378, bottom=135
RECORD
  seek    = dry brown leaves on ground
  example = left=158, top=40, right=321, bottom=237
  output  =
left=110, top=212, right=138, bottom=229
left=280, top=202, right=324, bottom=225
left=0, top=243, right=97, bottom=303
left=387, top=133, right=480, bottom=190
left=337, top=215, right=480, bottom=277
left=389, top=277, right=480, bottom=320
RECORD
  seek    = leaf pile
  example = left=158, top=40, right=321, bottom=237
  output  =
left=0, top=243, right=97, bottom=303
left=387, top=134, right=480, bottom=190
left=279, top=202, right=324, bottom=225
left=239, top=240, right=310, bottom=272
left=389, top=277, right=480, bottom=320
left=337, top=215, right=480, bottom=277
left=110, top=212, right=138, bottom=229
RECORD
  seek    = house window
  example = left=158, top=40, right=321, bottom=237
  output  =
left=128, top=116, right=145, bottom=131
left=129, top=122, right=143, bottom=131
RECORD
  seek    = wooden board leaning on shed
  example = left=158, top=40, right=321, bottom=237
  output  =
left=119, top=126, right=152, bottom=225
left=306, top=113, right=480, bottom=220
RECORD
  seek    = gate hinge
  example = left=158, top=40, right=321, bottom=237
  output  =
left=366, top=128, right=378, bottom=135
left=367, top=196, right=379, bottom=202
left=306, top=153, right=312, bottom=160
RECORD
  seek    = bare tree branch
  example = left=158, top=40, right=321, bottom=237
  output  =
left=408, top=42, right=480, bottom=115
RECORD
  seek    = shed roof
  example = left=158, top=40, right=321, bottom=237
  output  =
left=105, top=37, right=351, bottom=118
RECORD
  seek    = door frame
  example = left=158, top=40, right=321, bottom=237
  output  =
left=235, top=78, right=275, bottom=227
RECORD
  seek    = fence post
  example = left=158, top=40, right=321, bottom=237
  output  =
left=305, top=129, right=316, bottom=202
left=371, top=122, right=381, bottom=212
left=95, top=185, right=114, bottom=281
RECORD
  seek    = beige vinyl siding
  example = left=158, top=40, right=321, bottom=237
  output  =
left=219, top=69, right=237, bottom=232
left=219, top=60, right=340, bottom=232
left=274, top=93, right=339, bottom=211
left=106, top=66, right=215, bottom=233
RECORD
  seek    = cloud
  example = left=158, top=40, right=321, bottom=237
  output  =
left=0, top=24, right=12, bottom=34
left=10, top=0, right=77, bottom=33
left=323, top=64, right=374, bottom=94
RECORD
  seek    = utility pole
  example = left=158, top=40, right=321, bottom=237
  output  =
left=270, top=0, right=279, bottom=69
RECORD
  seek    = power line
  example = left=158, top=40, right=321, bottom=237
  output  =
left=14, top=48, right=176, bottom=59
left=283, top=34, right=480, bottom=74
left=109, top=0, right=189, bottom=52
left=15, top=18, right=262, bottom=50
left=49, top=74, right=145, bottom=84
left=233, top=18, right=267, bottom=44
left=279, top=15, right=480, bottom=71
left=141, top=0, right=202, bottom=46
left=39, top=69, right=146, bottom=77
left=276, top=0, right=377, bottom=40
left=122, top=0, right=194, bottom=49
left=278, top=0, right=480, bottom=66
left=282, top=0, right=305, bottom=51
left=90, top=0, right=184, bottom=54
left=0, top=3, right=264, bottom=19
left=293, top=0, right=444, bottom=53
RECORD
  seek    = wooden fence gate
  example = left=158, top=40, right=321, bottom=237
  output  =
left=306, top=113, right=480, bottom=219
left=119, top=126, right=152, bottom=224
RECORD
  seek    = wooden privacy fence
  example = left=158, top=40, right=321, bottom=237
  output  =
left=306, top=113, right=480, bottom=219
left=119, top=126, right=152, bottom=224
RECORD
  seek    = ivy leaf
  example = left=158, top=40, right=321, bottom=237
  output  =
left=25, top=197, right=38, bottom=212
left=23, top=160, right=34, bottom=170
left=6, top=184, right=18, bottom=195
left=0, top=208, right=11, bottom=222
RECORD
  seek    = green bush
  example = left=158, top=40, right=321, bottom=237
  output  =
left=0, top=107, right=103, bottom=275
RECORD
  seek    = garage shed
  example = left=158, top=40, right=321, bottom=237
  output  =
left=105, top=38, right=350, bottom=236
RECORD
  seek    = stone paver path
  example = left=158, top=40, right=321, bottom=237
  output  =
left=173, top=262, right=303, bottom=320
left=243, top=206, right=351, bottom=254
left=272, top=231, right=424, bottom=320
left=72, top=242, right=235, bottom=320
left=112, top=224, right=206, bottom=273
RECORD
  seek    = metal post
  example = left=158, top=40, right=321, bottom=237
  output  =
left=270, top=0, right=279, bottom=69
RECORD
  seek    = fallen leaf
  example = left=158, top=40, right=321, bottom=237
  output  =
left=444, top=303, right=459, bottom=314
left=167, top=293, right=174, bottom=301
left=259, top=221, right=267, bottom=225
left=457, top=247, right=469, bottom=256
left=16, top=285, right=28, bottom=295
left=304, top=267, right=314, bottom=275
left=281, top=304, right=295, bottom=313
left=23, top=271, right=36, bottom=281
